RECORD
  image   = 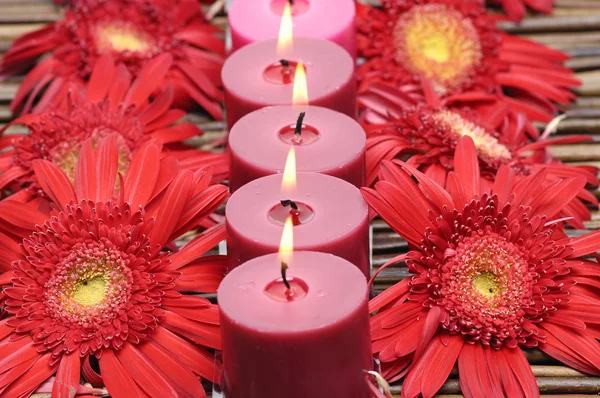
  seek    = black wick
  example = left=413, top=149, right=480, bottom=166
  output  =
left=279, top=59, right=290, bottom=67
left=281, top=261, right=291, bottom=290
left=280, top=199, right=298, bottom=210
left=294, top=112, right=306, bottom=137
left=288, top=0, right=294, bottom=5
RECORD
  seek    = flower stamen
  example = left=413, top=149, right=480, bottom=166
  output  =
left=393, top=4, right=482, bottom=92
left=97, top=24, right=152, bottom=53
left=472, top=272, right=499, bottom=298
left=433, top=110, right=512, bottom=162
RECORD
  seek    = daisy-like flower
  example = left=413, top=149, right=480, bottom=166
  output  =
left=356, top=0, right=578, bottom=123
left=0, top=0, right=225, bottom=118
left=362, top=136, right=600, bottom=397
left=486, top=0, right=553, bottom=22
left=365, top=97, right=598, bottom=228
left=0, top=53, right=228, bottom=202
left=0, top=135, right=229, bottom=397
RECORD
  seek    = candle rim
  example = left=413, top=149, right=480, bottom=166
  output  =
left=229, top=105, right=365, bottom=173
left=228, top=0, right=356, bottom=41
left=226, top=172, right=369, bottom=247
left=218, top=251, right=368, bottom=332
left=222, top=38, right=354, bottom=102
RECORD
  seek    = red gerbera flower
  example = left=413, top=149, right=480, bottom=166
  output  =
left=0, top=53, right=228, bottom=202
left=365, top=95, right=598, bottom=228
left=362, top=136, right=600, bottom=397
left=0, top=0, right=225, bottom=118
left=0, top=135, right=229, bottom=397
left=486, top=0, right=553, bottom=22
left=356, top=0, right=578, bottom=123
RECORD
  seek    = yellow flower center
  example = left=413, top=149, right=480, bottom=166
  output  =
left=50, top=132, right=132, bottom=182
left=394, top=4, right=482, bottom=92
left=472, top=272, right=499, bottom=298
left=73, top=275, right=107, bottom=306
left=97, top=24, right=151, bottom=53
left=433, top=110, right=512, bottom=162
left=420, top=33, right=450, bottom=63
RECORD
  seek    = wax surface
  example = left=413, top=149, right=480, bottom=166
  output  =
left=218, top=251, right=372, bottom=398
left=222, top=38, right=356, bottom=128
left=226, top=172, right=370, bottom=278
left=229, top=105, right=366, bottom=192
left=229, top=0, right=357, bottom=58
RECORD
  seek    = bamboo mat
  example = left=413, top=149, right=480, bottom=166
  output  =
left=2, top=0, right=600, bottom=396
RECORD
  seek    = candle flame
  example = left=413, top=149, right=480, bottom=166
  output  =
left=281, top=147, right=296, bottom=193
left=278, top=216, right=294, bottom=266
left=277, top=2, right=293, bottom=56
left=292, top=62, right=308, bottom=106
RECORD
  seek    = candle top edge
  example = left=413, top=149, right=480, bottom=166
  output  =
left=222, top=38, right=354, bottom=102
left=229, top=105, right=366, bottom=172
left=228, top=0, right=356, bottom=41
left=218, top=251, right=368, bottom=332
left=226, top=172, right=369, bottom=245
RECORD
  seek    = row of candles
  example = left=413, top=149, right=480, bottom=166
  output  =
left=217, top=1, right=377, bottom=397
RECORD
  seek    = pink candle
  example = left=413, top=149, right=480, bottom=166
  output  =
left=222, top=37, right=356, bottom=128
left=229, top=105, right=366, bottom=192
left=218, top=251, right=372, bottom=398
left=226, top=172, right=370, bottom=278
left=228, top=0, right=357, bottom=59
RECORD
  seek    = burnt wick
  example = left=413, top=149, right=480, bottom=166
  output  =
left=294, top=112, right=306, bottom=137
left=281, top=261, right=291, bottom=290
left=288, top=0, right=294, bottom=5
left=279, top=59, right=290, bottom=67
left=280, top=199, right=299, bottom=210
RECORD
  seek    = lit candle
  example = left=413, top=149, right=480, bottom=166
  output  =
left=226, top=150, right=370, bottom=278
left=218, top=221, right=372, bottom=397
left=222, top=7, right=356, bottom=128
left=228, top=0, right=357, bottom=59
left=228, top=105, right=366, bottom=192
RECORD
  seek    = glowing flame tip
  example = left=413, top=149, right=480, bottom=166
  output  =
left=281, top=147, right=297, bottom=193
left=278, top=216, right=294, bottom=265
left=277, top=3, right=293, bottom=56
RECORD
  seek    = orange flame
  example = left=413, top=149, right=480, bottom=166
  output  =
left=281, top=147, right=296, bottom=193
left=277, top=2, right=293, bottom=57
left=292, top=62, right=308, bottom=106
left=278, top=216, right=294, bottom=266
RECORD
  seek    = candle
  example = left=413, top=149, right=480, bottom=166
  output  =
left=222, top=37, right=356, bottom=128
left=225, top=171, right=370, bottom=278
left=218, top=251, right=372, bottom=398
left=228, top=0, right=357, bottom=59
left=229, top=105, right=366, bottom=192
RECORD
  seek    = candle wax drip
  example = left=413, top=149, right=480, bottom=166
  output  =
left=264, top=277, right=309, bottom=302
left=263, top=61, right=301, bottom=84
left=270, top=0, right=310, bottom=16
left=279, top=124, right=320, bottom=145
left=268, top=202, right=314, bottom=226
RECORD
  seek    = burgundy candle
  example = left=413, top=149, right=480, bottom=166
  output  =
left=226, top=172, right=370, bottom=278
left=222, top=37, right=356, bottom=128
left=229, top=105, right=366, bottom=192
left=218, top=251, right=372, bottom=398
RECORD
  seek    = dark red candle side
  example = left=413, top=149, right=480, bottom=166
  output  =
left=218, top=251, right=373, bottom=398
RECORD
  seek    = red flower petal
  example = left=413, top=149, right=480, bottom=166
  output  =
left=31, top=159, right=76, bottom=208
left=52, top=352, right=81, bottom=398
left=98, top=349, right=147, bottom=398
left=402, top=334, right=464, bottom=398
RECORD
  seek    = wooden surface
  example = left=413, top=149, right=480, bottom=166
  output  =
left=2, top=0, right=600, bottom=396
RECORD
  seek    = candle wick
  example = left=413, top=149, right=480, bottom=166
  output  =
left=294, top=112, right=305, bottom=137
left=280, top=199, right=298, bottom=210
left=288, top=0, right=294, bottom=5
left=279, top=59, right=290, bottom=67
left=281, top=261, right=291, bottom=290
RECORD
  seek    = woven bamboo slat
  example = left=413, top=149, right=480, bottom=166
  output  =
left=2, top=1, right=600, bottom=396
